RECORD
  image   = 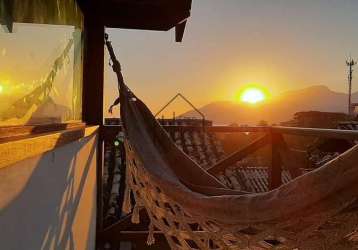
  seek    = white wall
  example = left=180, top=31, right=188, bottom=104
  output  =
left=0, top=133, right=98, bottom=250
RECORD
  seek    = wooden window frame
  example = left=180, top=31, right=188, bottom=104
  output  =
left=0, top=3, right=104, bottom=144
left=0, top=2, right=105, bottom=248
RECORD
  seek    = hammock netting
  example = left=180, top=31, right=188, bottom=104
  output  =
left=105, top=36, right=358, bottom=249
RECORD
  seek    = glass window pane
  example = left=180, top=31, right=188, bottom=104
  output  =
left=0, top=0, right=83, bottom=125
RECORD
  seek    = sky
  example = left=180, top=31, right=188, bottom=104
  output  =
left=104, top=0, right=358, bottom=118
left=2, top=0, right=358, bottom=120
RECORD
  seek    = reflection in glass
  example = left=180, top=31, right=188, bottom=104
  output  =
left=0, top=0, right=83, bottom=125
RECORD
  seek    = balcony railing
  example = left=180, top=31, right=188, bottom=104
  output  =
left=98, top=122, right=358, bottom=248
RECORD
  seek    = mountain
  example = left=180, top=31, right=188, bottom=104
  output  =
left=180, top=85, right=358, bottom=125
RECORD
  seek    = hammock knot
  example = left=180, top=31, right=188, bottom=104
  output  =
left=131, top=204, right=141, bottom=224
left=147, top=222, right=156, bottom=245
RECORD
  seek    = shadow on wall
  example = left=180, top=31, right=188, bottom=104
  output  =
left=0, top=131, right=97, bottom=250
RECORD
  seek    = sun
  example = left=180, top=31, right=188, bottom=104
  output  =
left=239, top=87, right=267, bottom=104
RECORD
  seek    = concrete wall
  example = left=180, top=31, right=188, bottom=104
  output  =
left=0, top=133, right=98, bottom=250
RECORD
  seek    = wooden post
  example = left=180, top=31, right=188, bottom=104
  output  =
left=82, top=12, right=105, bottom=237
left=269, top=131, right=282, bottom=190
left=82, top=20, right=104, bottom=125
left=276, top=134, right=305, bottom=178
left=1, top=0, right=13, bottom=33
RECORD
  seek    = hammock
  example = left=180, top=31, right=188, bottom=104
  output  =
left=105, top=35, right=358, bottom=249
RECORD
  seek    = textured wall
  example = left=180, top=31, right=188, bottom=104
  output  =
left=0, top=133, right=97, bottom=250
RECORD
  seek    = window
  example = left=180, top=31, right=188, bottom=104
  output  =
left=0, top=0, right=84, bottom=126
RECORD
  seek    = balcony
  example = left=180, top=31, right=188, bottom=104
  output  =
left=2, top=1, right=358, bottom=249
left=98, top=118, right=358, bottom=249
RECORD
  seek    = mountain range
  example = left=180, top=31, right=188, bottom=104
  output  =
left=180, top=85, right=357, bottom=125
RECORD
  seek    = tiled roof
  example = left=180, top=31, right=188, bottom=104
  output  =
left=103, top=119, right=297, bottom=225
left=161, top=119, right=293, bottom=193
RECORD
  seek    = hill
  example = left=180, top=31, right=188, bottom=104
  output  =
left=180, top=85, right=357, bottom=125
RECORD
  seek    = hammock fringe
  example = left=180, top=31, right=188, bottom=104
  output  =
left=147, top=222, right=156, bottom=245
left=122, top=185, right=132, bottom=214
left=131, top=204, right=141, bottom=224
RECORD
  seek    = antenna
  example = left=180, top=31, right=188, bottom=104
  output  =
left=346, top=57, right=357, bottom=116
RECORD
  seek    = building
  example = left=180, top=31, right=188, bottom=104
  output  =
left=280, top=111, right=349, bottom=128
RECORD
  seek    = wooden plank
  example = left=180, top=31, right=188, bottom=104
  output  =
left=0, top=122, right=85, bottom=143
left=105, top=124, right=358, bottom=139
left=0, top=126, right=98, bottom=169
left=103, top=2, right=191, bottom=31
left=163, top=125, right=271, bottom=133
left=82, top=13, right=105, bottom=237
left=102, top=124, right=247, bottom=133
left=269, top=132, right=282, bottom=190
left=82, top=16, right=104, bottom=126
left=207, top=134, right=269, bottom=174
left=272, top=126, right=358, bottom=140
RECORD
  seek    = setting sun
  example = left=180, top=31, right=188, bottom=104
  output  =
left=240, top=87, right=266, bottom=104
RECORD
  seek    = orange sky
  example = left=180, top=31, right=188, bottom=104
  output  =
left=2, top=1, right=358, bottom=121
left=104, top=0, right=358, bottom=118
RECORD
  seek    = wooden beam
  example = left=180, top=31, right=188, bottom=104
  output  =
left=175, top=20, right=187, bottom=42
left=103, top=2, right=191, bottom=31
left=207, top=134, right=269, bottom=174
left=272, top=126, right=358, bottom=140
left=82, top=18, right=104, bottom=125
left=102, top=125, right=271, bottom=135
left=82, top=13, right=105, bottom=238
left=269, top=132, right=282, bottom=190
left=166, top=125, right=358, bottom=139
left=0, top=122, right=85, bottom=143
left=0, top=126, right=98, bottom=169
left=161, top=125, right=271, bottom=133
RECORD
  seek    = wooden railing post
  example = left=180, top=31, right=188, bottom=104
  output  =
left=82, top=10, right=105, bottom=241
left=269, top=130, right=282, bottom=190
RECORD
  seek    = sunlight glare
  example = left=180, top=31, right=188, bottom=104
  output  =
left=240, top=87, right=266, bottom=104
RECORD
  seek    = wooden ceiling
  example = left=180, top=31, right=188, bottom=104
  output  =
left=78, top=0, right=192, bottom=41
left=101, top=0, right=192, bottom=31
left=1, top=0, right=192, bottom=41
